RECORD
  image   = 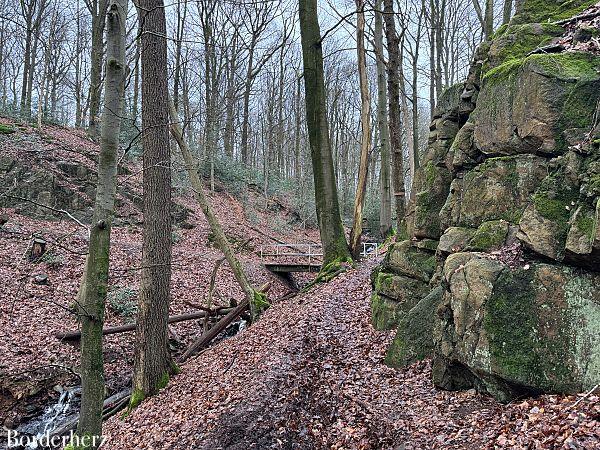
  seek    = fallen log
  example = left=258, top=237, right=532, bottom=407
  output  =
left=55, top=308, right=233, bottom=341
left=178, top=300, right=250, bottom=363
left=178, top=282, right=271, bottom=363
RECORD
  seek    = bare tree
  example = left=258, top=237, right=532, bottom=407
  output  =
left=75, top=0, right=127, bottom=445
left=131, top=0, right=175, bottom=407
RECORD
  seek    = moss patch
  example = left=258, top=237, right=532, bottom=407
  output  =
left=0, top=124, right=16, bottom=134
left=467, top=220, right=510, bottom=252
left=513, top=0, right=597, bottom=24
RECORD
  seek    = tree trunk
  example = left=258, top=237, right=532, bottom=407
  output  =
left=240, top=38, right=256, bottom=166
left=383, top=0, right=407, bottom=238
left=298, top=0, right=352, bottom=266
left=132, top=0, right=174, bottom=407
left=76, top=0, right=127, bottom=446
left=503, top=0, right=512, bottom=25
left=169, top=101, right=264, bottom=320
left=349, top=0, right=371, bottom=258
left=375, top=0, right=392, bottom=239
left=88, top=0, right=108, bottom=138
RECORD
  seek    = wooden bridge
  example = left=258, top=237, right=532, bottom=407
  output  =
left=260, top=242, right=379, bottom=274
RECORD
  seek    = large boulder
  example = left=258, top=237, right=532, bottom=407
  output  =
left=370, top=241, right=437, bottom=330
left=385, top=286, right=445, bottom=368
left=433, top=253, right=600, bottom=402
left=473, top=52, right=600, bottom=156
left=441, top=155, right=547, bottom=228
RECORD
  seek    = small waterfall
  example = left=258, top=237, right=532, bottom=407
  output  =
left=12, top=386, right=80, bottom=449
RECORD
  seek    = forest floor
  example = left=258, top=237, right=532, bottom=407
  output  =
left=103, top=259, right=599, bottom=450
left=1, top=120, right=599, bottom=449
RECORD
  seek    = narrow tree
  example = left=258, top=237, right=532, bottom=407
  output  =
left=349, top=0, right=371, bottom=257
left=131, top=0, right=174, bottom=407
left=87, top=0, right=108, bottom=136
left=169, top=101, right=266, bottom=320
left=298, top=0, right=352, bottom=266
left=472, top=0, right=494, bottom=40
left=374, top=0, right=392, bottom=239
left=76, top=0, right=127, bottom=446
left=383, top=0, right=407, bottom=237
left=503, top=0, right=513, bottom=24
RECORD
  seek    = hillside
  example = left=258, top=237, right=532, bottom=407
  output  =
left=0, top=119, right=319, bottom=434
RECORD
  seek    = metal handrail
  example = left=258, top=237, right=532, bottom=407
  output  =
left=259, top=242, right=379, bottom=263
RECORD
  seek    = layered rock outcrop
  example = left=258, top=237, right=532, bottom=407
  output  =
left=372, top=0, right=600, bottom=401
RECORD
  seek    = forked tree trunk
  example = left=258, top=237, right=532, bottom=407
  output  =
left=383, top=0, right=407, bottom=237
left=349, top=0, right=371, bottom=258
left=298, top=0, right=352, bottom=266
left=131, top=0, right=175, bottom=406
left=76, top=0, right=127, bottom=446
left=374, top=0, right=392, bottom=239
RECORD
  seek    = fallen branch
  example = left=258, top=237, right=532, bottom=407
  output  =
left=179, top=282, right=270, bottom=363
left=55, top=309, right=233, bottom=341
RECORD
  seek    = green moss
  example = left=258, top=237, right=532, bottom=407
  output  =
left=483, top=58, right=522, bottom=85
left=576, top=213, right=595, bottom=238
left=371, top=292, right=401, bottom=331
left=126, top=388, right=146, bottom=412
left=0, top=124, right=16, bottom=134
left=251, top=290, right=270, bottom=320
left=513, top=0, right=597, bottom=23
left=467, top=220, right=509, bottom=251
left=157, top=372, right=170, bottom=390
left=487, top=23, right=564, bottom=71
left=528, top=52, right=599, bottom=80
left=484, top=269, right=539, bottom=384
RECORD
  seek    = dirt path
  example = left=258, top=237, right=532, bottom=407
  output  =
left=102, top=260, right=599, bottom=449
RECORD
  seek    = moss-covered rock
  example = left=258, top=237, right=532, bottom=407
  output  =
left=438, top=227, right=476, bottom=254
left=517, top=152, right=582, bottom=261
left=466, top=220, right=510, bottom=252
left=384, top=240, right=437, bottom=283
left=434, top=254, right=600, bottom=402
left=487, top=23, right=564, bottom=70
left=385, top=286, right=445, bottom=368
left=565, top=202, right=598, bottom=264
left=512, top=0, right=597, bottom=24
left=450, top=155, right=547, bottom=228
left=412, top=162, right=453, bottom=239
left=474, top=52, right=600, bottom=156
left=370, top=273, right=430, bottom=331
left=450, top=122, right=480, bottom=171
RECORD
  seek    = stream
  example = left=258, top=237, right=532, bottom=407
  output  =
left=1, top=386, right=80, bottom=450
left=1, top=319, right=248, bottom=449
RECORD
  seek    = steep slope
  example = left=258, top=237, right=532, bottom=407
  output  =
left=0, top=119, right=319, bottom=432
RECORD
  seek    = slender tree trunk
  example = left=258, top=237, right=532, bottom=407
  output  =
left=88, top=0, right=108, bottom=138
left=383, top=0, right=407, bottom=238
left=76, top=0, right=127, bottom=446
left=375, top=0, right=392, bottom=239
left=299, top=0, right=352, bottom=266
left=484, top=0, right=494, bottom=40
left=240, top=39, right=256, bottom=166
left=169, top=102, right=264, bottom=319
left=131, top=0, right=175, bottom=407
left=503, top=0, right=512, bottom=25
left=349, top=0, right=371, bottom=258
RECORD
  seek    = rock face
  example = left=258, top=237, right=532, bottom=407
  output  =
left=371, top=0, right=600, bottom=401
